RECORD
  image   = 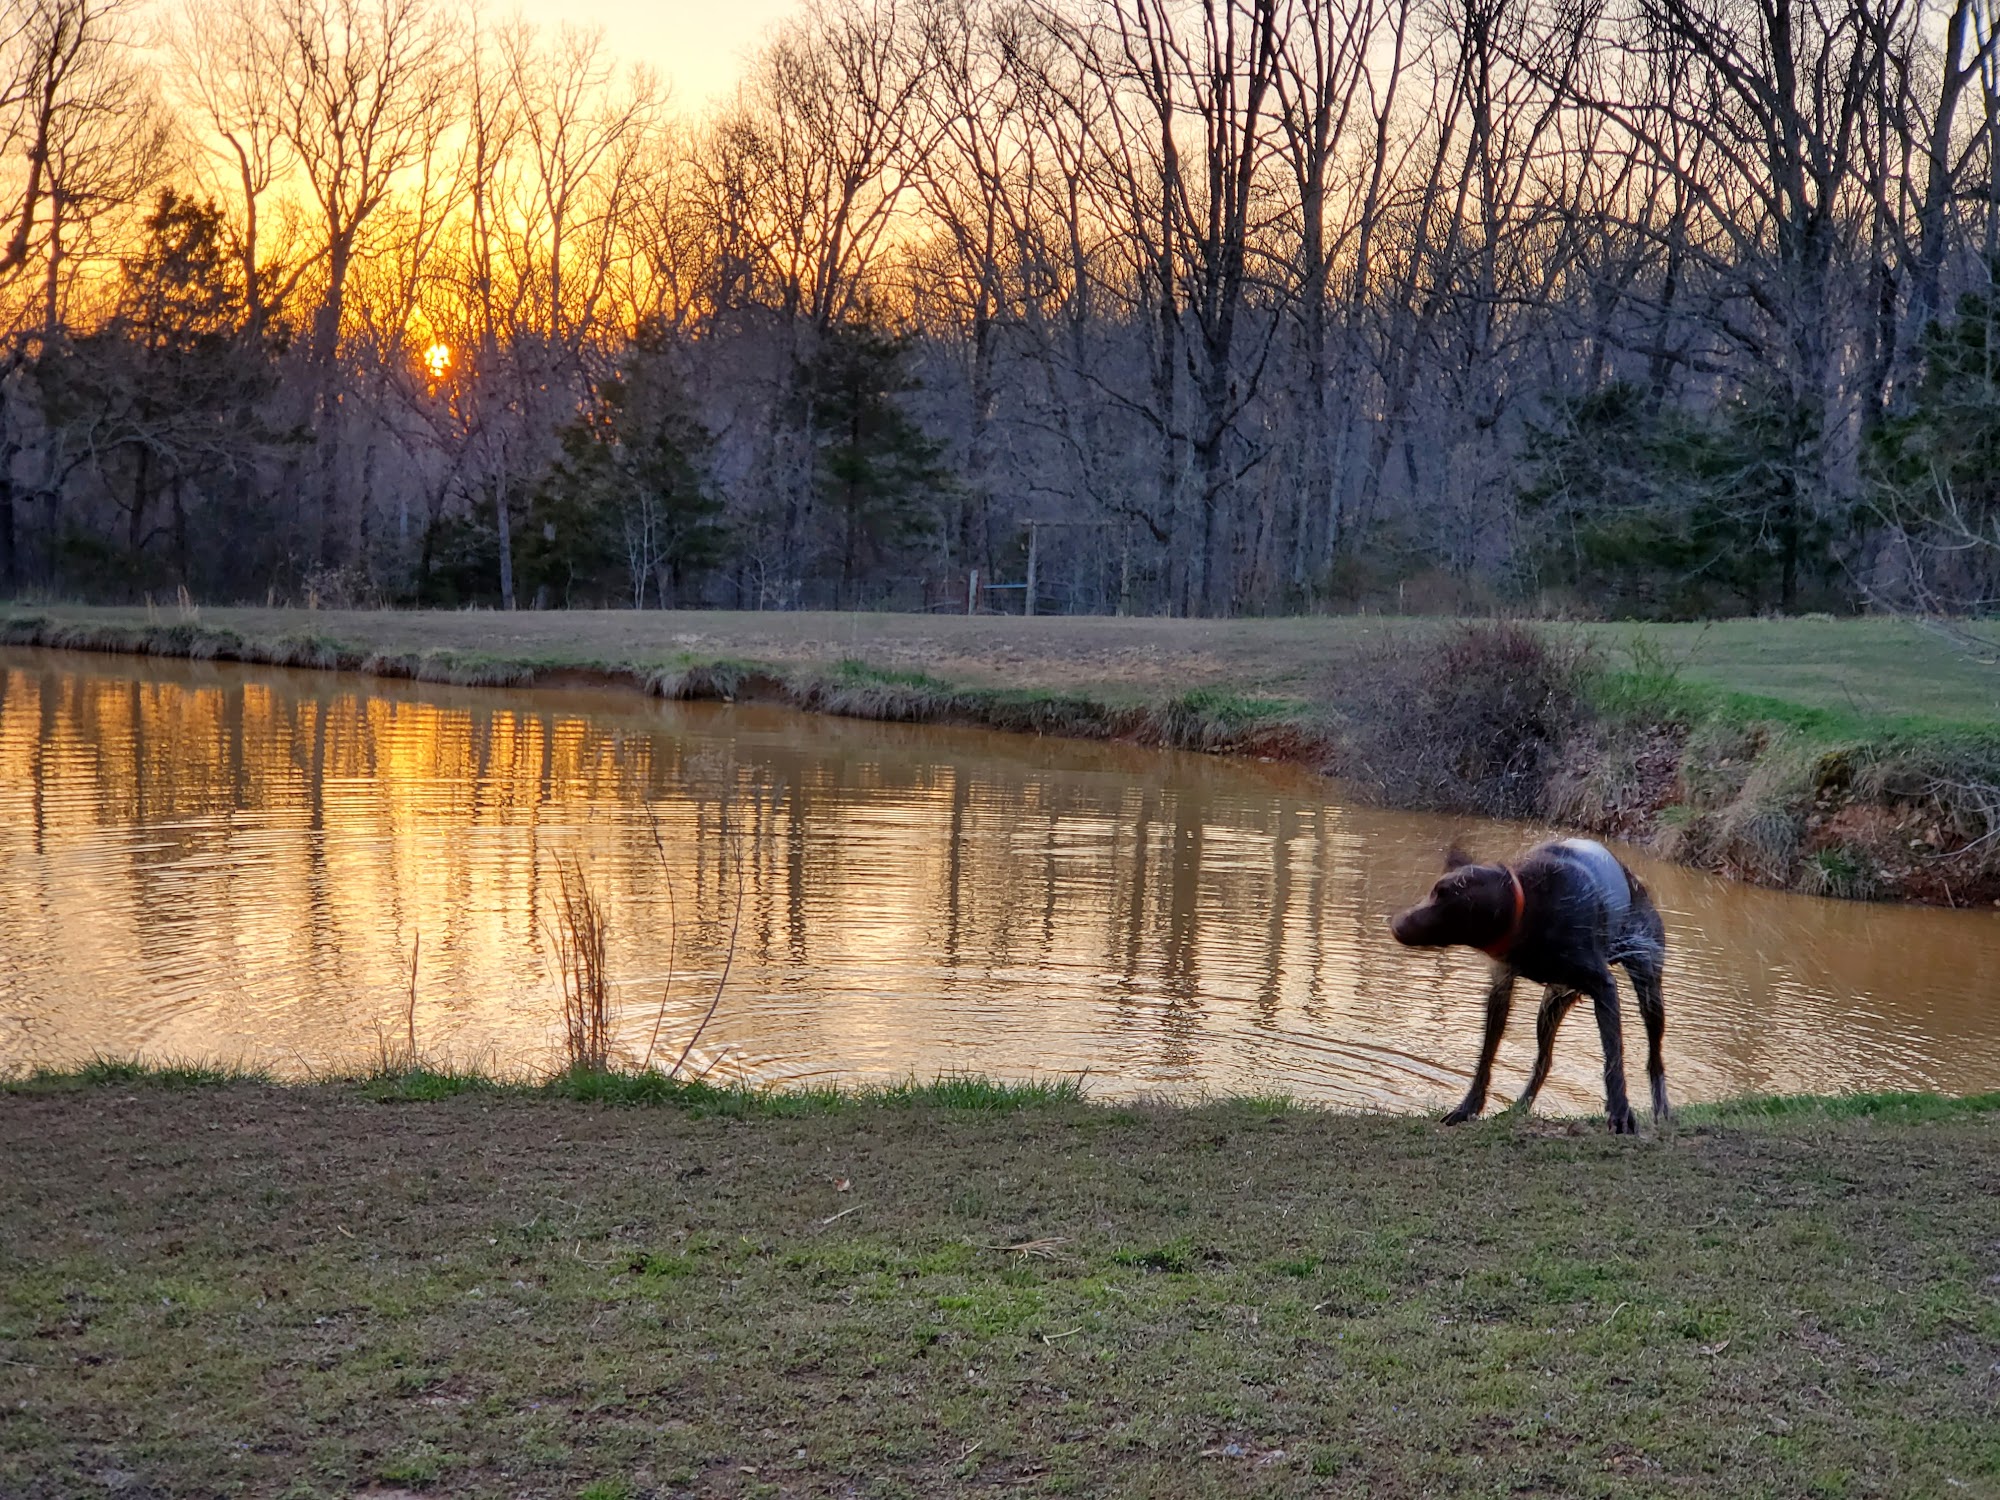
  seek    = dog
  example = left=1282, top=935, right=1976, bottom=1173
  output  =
left=1390, top=837, right=1668, bottom=1133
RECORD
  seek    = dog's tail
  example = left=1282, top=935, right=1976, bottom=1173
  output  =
left=1621, top=861, right=1651, bottom=908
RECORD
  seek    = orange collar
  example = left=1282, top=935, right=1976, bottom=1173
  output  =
left=1478, top=866, right=1525, bottom=960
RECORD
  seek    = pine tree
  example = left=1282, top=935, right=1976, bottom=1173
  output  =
left=33, top=190, right=277, bottom=593
left=526, top=325, right=722, bottom=607
left=796, top=317, right=949, bottom=607
left=1517, top=381, right=1835, bottom=617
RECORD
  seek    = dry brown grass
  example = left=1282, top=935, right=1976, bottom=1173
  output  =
left=547, top=859, right=612, bottom=1073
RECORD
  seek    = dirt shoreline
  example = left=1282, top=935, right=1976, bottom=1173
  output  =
left=3, top=605, right=1997, bottom=907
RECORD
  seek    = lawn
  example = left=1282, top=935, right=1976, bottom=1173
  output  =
left=2, top=1076, right=1997, bottom=1498
left=7, top=605, right=1997, bottom=728
left=1583, top=616, right=2000, bottom=728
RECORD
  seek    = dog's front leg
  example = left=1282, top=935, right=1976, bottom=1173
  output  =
left=1515, top=986, right=1580, bottom=1115
left=1443, top=969, right=1515, bottom=1125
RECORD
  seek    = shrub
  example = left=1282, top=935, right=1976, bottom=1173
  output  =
left=1322, top=621, right=1592, bottom=818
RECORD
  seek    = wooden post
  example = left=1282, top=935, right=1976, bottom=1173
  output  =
left=1025, top=522, right=1039, bottom=617
left=966, top=567, right=978, bottom=615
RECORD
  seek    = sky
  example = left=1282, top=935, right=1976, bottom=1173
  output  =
left=507, top=0, right=805, bottom=106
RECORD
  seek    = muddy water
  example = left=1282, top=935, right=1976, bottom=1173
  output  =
left=2, top=646, right=1997, bottom=1112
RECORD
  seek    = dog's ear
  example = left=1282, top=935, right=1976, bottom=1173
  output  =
left=1443, top=843, right=1475, bottom=871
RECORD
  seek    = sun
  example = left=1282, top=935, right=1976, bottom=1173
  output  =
left=423, top=342, right=451, bottom=381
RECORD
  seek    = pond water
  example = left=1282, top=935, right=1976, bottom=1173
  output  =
left=2, top=646, right=1998, bottom=1113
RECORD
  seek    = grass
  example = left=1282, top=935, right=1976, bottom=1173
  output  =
left=27, top=1056, right=1994, bottom=1121
left=46, top=1055, right=275, bottom=1089
left=1686, top=1088, right=2000, bottom=1124
left=4, top=603, right=1993, bottom=751
left=2, top=1070, right=1995, bottom=1497
left=10, top=1056, right=1093, bottom=1114
left=7, top=603, right=1994, bottom=726
left=1588, top=616, right=2000, bottom=728
left=1568, top=636, right=2000, bottom=899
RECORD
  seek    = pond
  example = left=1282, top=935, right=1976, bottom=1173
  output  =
left=3, top=646, right=1997, bottom=1112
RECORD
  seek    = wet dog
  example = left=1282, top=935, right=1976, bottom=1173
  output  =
left=1390, top=838, right=1668, bottom=1133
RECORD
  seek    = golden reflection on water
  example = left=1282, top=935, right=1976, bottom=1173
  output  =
left=3, top=646, right=1999, bottom=1111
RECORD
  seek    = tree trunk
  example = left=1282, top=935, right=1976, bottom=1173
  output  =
left=128, top=448, right=151, bottom=577
left=172, top=477, right=189, bottom=587
left=494, top=471, right=516, bottom=610
left=0, top=434, right=17, bottom=595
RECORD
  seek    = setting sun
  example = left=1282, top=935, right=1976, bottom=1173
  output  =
left=424, top=342, right=451, bottom=381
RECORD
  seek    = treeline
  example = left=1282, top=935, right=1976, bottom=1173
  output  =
left=4, top=0, right=2000, bottom=618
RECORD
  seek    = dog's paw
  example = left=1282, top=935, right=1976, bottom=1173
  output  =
left=1441, top=1104, right=1479, bottom=1126
left=1606, top=1106, right=1638, bottom=1135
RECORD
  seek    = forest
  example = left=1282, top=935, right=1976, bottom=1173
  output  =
left=4, top=0, right=2000, bottom=618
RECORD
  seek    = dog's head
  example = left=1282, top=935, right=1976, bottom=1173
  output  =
left=1389, top=846, right=1518, bottom=951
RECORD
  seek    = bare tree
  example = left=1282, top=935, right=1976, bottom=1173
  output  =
left=170, top=0, right=295, bottom=334
left=269, top=0, right=456, bottom=568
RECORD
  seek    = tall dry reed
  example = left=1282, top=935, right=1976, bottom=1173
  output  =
left=549, top=858, right=612, bottom=1072
left=639, top=814, right=680, bottom=1073
left=545, top=819, right=744, bottom=1080
left=371, top=930, right=422, bottom=1072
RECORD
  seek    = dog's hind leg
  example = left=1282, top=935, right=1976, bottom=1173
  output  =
left=1515, top=987, right=1580, bottom=1114
left=1443, top=969, right=1515, bottom=1125
left=1584, top=970, right=1637, bottom=1134
left=1627, top=960, right=1670, bottom=1121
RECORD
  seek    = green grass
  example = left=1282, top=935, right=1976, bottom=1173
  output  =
left=535, top=1066, right=1088, bottom=1115
left=2, top=1077, right=1995, bottom=1497
left=34, top=1054, right=275, bottom=1090
left=831, top=655, right=954, bottom=691
left=11, top=1058, right=1094, bottom=1115
left=1689, top=1088, right=2000, bottom=1124
left=1584, top=617, right=2000, bottom=731
left=23, top=1058, right=2000, bottom=1127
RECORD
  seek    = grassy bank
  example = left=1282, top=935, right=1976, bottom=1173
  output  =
left=3, top=604, right=1998, bottom=903
left=3, top=1067, right=1996, bottom=1498
left=1550, top=643, right=2000, bottom=904
left=4, top=603, right=1997, bottom=712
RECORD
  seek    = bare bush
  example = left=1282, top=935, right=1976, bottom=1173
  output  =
left=1860, top=749, right=2000, bottom=877
left=1322, top=622, right=1592, bottom=819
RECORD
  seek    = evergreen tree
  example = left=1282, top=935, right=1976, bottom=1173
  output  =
left=796, top=317, right=949, bottom=607
left=1518, top=382, right=1840, bottom=617
left=1869, top=278, right=2000, bottom=609
left=33, top=190, right=278, bottom=593
left=524, top=327, right=722, bottom=607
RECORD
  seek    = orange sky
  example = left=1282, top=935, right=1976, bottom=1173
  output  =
left=507, top=0, right=804, bottom=105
